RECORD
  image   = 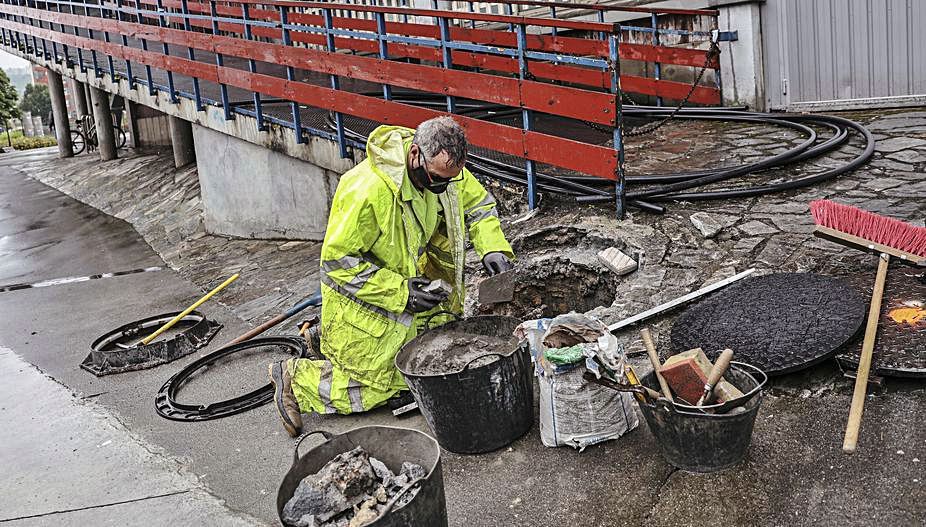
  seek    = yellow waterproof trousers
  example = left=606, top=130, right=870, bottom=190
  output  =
left=286, top=357, right=403, bottom=415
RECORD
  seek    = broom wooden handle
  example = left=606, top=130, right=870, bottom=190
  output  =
left=843, top=254, right=890, bottom=454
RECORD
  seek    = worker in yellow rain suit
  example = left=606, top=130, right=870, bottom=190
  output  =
left=268, top=116, right=514, bottom=436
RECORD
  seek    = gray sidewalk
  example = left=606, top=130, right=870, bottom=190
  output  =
left=0, top=348, right=265, bottom=526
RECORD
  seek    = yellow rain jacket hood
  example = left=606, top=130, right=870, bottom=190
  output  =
left=317, top=124, right=513, bottom=392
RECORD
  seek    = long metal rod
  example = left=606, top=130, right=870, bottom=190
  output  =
left=180, top=0, right=202, bottom=110
left=84, top=0, right=100, bottom=76
left=115, top=0, right=134, bottom=88
left=324, top=7, right=348, bottom=158
left=241, top=4, right=265, bottom=130
left=100, top=2, right=116, bottom=78
left=374, top=11, right=391, bottom=101
left=515, top=23, right=536, bottom=210
left=438, top=16, right=455, bottom=114
left=209, top=0, right=231, bottom=119
left=608, top=269, right=756, bottom=333
left=133, top=0, right=155, bottom=94
left=68, top=0, right=84, bottom=72
left=608, top=32, right=626, bottom=218
left=279, top=6, right=304, bottom=143
left=651, top=12, right=662, bottom=106
left=155, top=0, right=177, bottom=102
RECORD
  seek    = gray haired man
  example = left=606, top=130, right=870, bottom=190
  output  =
left=269, top=116, right=514, bottom=435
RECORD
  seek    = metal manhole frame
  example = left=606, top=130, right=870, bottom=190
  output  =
left=81, top=311, right=222, bottom=376
left=155, top=336, right=307, bottom=422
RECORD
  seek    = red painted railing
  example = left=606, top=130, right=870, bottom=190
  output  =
left=0, top=0, right=723, bottom=216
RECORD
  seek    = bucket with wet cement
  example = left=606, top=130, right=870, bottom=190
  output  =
left=394, top=315, right=533, bottom=454
left=638, top=362, right=767, bottom=473
left=277, top=426, right=447, bottom=527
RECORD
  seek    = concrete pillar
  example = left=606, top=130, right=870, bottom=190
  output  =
left=88, top=85, right=117, bottom=161
left=83, top=83, right=93, bottom=117
left=69, top=76, right=89, bottom=117
left=32, top=115, right=43, bottom=136
left=718, top=1, right=766, bottom=111
left=124, top=100, right=141, bottom=148
left=21, top=111, right=34, bottom=137
left=169, top=115, right=195, bottom=167
left=47, top=70, right=73, bottom=157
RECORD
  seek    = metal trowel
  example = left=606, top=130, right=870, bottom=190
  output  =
left=477, top=270, right=517, bottom=304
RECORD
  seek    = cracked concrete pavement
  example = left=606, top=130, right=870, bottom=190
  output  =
left=1, top=108, right=923, bottom=526
left=0, top=347, right=264, bottom=526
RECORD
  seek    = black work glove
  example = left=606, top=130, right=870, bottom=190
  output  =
left=482, top=252, right=513, bottom=276
left=406, top=277, right=444, bottom=313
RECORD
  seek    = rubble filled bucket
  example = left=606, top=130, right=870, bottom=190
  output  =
left=394, top=315, right=533, bottom=454
left=277, top=426, right=447, bottom=527
left=638, top=362, right=767, bottom=473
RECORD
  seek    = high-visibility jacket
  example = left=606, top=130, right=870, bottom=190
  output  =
left=318, top=125, right=514, bottom=391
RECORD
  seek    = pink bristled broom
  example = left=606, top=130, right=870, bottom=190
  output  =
left=810, top=200, right=926, bottom=454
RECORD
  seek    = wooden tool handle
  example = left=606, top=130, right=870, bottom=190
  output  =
left=843, top=254, right=890, bottom=454
left=640, top=328, right=674, bottom=401
left=706, top=349, right=734, bottom=388
left=140, top=273, right=239, bottom=345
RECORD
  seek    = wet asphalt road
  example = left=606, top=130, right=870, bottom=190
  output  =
left=0, top=151, right=923, bottom=526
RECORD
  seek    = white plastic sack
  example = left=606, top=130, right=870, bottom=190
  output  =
left=537, top=365, right=639, bottom=450
left=517, top=316, right=639, bottom=451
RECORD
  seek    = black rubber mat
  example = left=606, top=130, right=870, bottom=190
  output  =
left=670, top=273, right=867, bottom=376
left=837, top=269, right=926, bottom=378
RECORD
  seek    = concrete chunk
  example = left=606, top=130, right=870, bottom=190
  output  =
left=282, top=446, right=378, bottom=525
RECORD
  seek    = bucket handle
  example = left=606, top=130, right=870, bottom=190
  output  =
left=462, top=352, right=504, bottom=371
left=292, top=429, right=333, bottom=466
left=376, top=477, right=424, bottom=518
left=422, top=310, right=462, bottom=330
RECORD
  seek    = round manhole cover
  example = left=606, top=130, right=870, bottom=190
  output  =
left=670, top=273, right=866, bottom=376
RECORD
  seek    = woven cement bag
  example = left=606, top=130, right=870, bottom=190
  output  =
left=517, top=316, right=639, bottom=451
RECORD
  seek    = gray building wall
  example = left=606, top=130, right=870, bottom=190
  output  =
left=193, top=125, right=341, bottom=241
left=762, top=0, right=926, bottom=110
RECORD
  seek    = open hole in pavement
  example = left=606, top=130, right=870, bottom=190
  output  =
left=479, top=258, right=617, bottom=320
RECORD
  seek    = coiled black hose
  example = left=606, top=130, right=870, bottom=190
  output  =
left=325, top=97, right=875, bottom=213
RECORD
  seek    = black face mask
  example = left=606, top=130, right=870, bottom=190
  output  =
left=409, top=151, right=451, bottom=195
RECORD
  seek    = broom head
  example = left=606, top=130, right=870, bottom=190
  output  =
left=809, top=200, right=926, bottom=263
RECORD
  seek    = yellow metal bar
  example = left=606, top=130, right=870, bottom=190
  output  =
left=140, top=273, right=240, bottom=345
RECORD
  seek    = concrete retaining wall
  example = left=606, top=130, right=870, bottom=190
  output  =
left=135, top=110, right=172, bottom=147
left=193, top=124, right=340, bottom=241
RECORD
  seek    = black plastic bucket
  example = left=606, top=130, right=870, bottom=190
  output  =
left=394, top=315, right=533, bottom=454
left=277, top=426, right=447, bottom=527
left=638, top=362, right=767, bottom=473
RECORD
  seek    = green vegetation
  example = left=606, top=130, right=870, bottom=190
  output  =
left=11, top=135, right=56, bottom=150
left=0, top=69, right=21, bottom=147
left=19, top=84, right=51, bottom=121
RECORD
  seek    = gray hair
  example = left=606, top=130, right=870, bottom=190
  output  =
left=413, top=116, right=467, bottom=168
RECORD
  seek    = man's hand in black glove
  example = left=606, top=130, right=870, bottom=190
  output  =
left=406, top=277, right=445, bottom=313
left=482, top=252, right=513, bottom=276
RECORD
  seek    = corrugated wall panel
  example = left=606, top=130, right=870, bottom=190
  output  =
left=762, top=0, right=925, bottom=110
